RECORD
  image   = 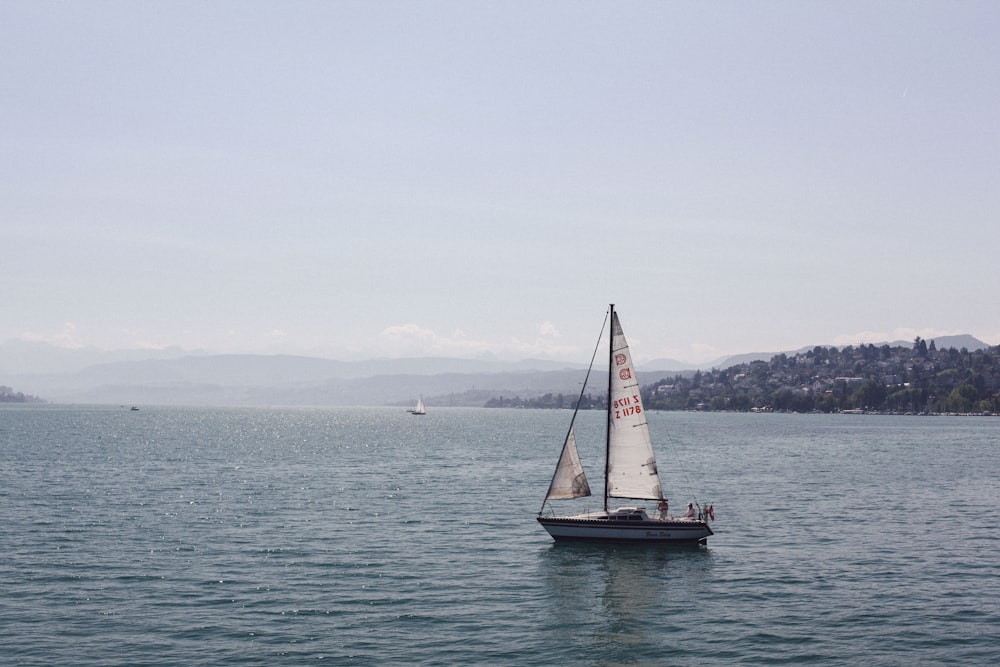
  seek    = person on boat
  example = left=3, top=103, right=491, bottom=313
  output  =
left=684, top=502, right=696, bottom=519
left=657, top=499, right=669, bottom=519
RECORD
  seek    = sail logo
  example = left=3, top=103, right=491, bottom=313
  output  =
left=619, top=368, right=632, bottom=381
left=615, top=353, right=627, bottom=366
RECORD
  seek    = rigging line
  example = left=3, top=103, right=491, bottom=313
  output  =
left=681, top=460, right=702, bottom=507
left=538, top=306, right=611, bottom=515
left=660, top=418, right=704, bottom=507
left=663, top=436, right=706, bottom=517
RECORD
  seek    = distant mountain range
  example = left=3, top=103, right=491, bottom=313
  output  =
left=1, top=334, right=991, bottom=407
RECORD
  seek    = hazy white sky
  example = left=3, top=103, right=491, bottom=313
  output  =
left=2, top=1, right=998, bottom=364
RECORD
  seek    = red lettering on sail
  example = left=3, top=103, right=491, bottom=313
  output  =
left=615, top=405, right=641, bottom=419
left=613, top=396, right=633, bottom=409
left=615, top=353, right=627, bottom=366
left=619, top=368, right=632, bottom=381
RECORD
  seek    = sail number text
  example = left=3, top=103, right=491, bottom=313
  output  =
left=613, top=394, right=642, bottom=419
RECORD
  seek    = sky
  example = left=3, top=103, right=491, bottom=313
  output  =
left=2, top=1, right=999, bottom=365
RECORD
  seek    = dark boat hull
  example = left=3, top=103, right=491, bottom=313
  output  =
left=537, top=515, right=713, bottom=544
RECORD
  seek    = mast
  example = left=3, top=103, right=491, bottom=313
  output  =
left=604, top=303, right=614, bottom=512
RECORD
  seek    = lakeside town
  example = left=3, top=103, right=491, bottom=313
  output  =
left=488, top=338, right=1000, bottom=415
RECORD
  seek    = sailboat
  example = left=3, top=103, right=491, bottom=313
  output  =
left=537, top=304, right=715, bottom=544
left=410, top=396, right=426, bottom=415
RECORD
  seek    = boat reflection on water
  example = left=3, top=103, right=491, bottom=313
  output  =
left=538, top=542, right=714, bottom=659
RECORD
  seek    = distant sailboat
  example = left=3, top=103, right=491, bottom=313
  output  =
left=410, top=396, right=426, bottom=415
left=537, top=304, right=715, bottom=544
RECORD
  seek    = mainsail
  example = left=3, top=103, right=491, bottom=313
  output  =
left=544, top=427, right=591, bottom=500
left=606, top=311, right=664, bottom=500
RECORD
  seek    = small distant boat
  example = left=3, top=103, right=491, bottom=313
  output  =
left=537, top=304, right=715, bottom=544
left=130, top=406, right=140, bottom=411
left=409, top=396, right=426, bottom=415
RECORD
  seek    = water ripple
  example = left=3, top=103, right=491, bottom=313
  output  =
left=1, top=406, right=998, bottom=665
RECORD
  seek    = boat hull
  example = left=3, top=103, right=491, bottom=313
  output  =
left=537, top=515, right=713, bottom=544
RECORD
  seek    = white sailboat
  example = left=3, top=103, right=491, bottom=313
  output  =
left=410, top=396, right=426, bottom=415
left=537, top=304, right=715, bottom=544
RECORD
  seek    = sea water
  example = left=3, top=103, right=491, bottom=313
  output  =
left=1, top=405, right=998, bottom=665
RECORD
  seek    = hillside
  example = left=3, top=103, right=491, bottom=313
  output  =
left=644, top=339, right=1000, bottom=414
left=2, top=335, right=993, bottom=408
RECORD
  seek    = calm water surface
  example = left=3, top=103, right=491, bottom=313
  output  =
left=1, top=406, right=998, bottom=665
